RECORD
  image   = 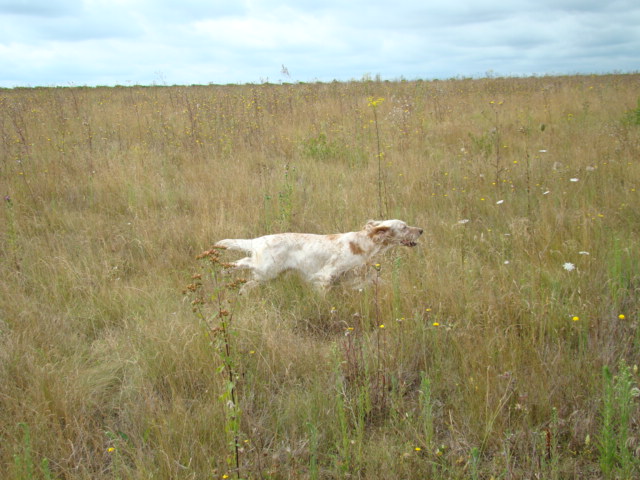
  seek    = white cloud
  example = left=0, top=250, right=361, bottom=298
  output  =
left=191, top=11, right=342, bottom=52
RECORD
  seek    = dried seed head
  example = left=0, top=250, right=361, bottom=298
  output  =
left=184, top=283, right=200, bottom=293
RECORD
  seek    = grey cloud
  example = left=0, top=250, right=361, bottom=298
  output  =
left=0, top=0, right=81, bottom=17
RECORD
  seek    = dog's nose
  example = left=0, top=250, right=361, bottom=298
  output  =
left=418, top=228, right=424, bottom=235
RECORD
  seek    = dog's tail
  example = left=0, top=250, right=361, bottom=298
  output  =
left=214, top=238, right=254, bottom=252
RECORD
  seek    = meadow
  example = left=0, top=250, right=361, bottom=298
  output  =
left=1, top=74, right=639, bottom=479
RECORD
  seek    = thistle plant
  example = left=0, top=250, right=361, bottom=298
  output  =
left=598, top=361, right=640, bottom=478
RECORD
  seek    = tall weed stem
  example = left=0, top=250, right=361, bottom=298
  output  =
left=189, top=247, right=246, bottom=478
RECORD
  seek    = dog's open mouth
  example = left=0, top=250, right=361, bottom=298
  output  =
left=401, top=240, right=418, bottom=247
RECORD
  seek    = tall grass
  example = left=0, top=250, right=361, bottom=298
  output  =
left=1, top=74, right=639, bottom=479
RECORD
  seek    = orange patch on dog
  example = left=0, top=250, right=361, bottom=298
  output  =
left=349, top=241, right=365, bottom=255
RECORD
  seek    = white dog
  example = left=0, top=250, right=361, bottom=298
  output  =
left=215, top=219, right=423, bottom=291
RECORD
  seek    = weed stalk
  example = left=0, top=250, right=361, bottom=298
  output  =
left=368, top=97, right=387, bottom=218
left=189, top=247, right=247, bottom=479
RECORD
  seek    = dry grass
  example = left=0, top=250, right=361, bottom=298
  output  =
left=1, top=74, right=639, bottom=479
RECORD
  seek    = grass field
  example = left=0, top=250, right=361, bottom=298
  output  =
left=1, top=74, right=640, bottom=479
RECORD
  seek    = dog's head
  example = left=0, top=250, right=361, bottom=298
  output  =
left=365, top=219, right=423, bottom=247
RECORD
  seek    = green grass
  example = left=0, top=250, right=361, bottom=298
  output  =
left=1, top=74, right=640, bottom=479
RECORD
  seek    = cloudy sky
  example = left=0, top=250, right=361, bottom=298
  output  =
left=1, top=0, right=638, bottom=87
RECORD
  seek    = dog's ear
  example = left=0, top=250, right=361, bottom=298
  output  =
left=368, top=225, right=391, bottom=243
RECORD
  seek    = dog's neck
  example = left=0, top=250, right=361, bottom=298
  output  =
left=353, top=232, right=393, bottom=260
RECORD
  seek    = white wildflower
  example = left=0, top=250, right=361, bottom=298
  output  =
left=570, top=178, right=579, bottom=182
left=496, top=200, right=504, bottom=205
left=563, top=262, right=576, bottom=272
